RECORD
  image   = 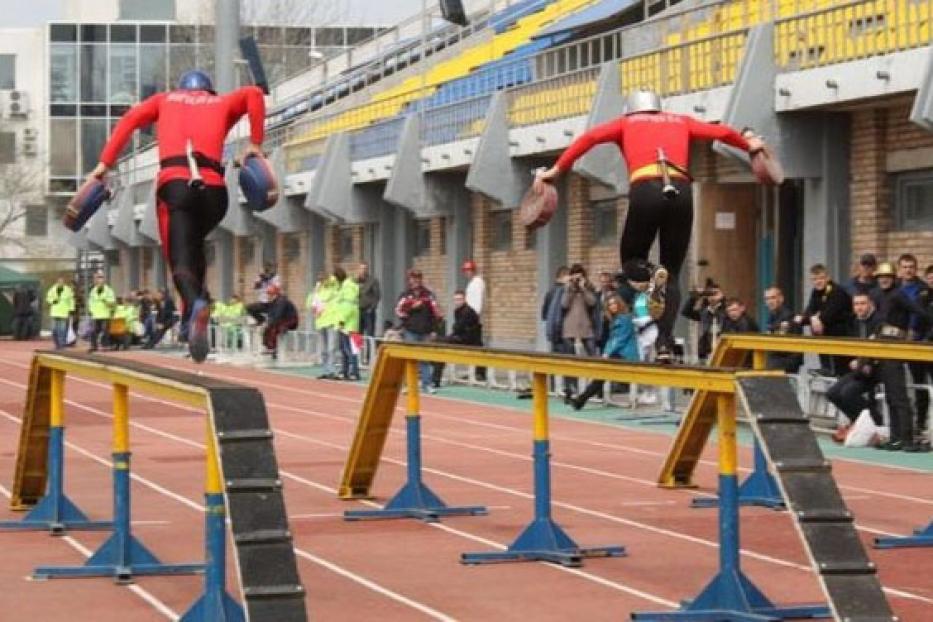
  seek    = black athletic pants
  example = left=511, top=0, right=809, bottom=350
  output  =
left=879, top=358, right=914, bottom=444
left=907, top=361, right=930, bottom=432
left=156, top=180, right=228, bottom=325
left=620, top=178, right=693, bottom=349
left=827, top=372, right=883, bottom=426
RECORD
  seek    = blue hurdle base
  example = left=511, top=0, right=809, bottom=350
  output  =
left=344, top=480, right=487, bottom=523
left=691, top=442, right=785, bottom=510
left=631, top=569, right=830, bottom=621
left=461, top=517, right=625, bottom=568
left=874, top=521, right=933, bottom=549
left=180, top=589, right=245, bottom=622
left=34, top=533, right=204, bottom=583
left=0, top=493, right=112, bottom=534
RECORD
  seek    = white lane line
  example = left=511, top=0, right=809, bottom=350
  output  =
left=0, top=410, right=459, bottom=622
left=4, top=369, right=930, bottom=607
left=0, top=377, right=681, bottom=609
left=0, top=481, right=179, bottom=621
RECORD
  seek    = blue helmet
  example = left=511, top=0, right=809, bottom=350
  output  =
left=177, top=70, right=214, bottom=93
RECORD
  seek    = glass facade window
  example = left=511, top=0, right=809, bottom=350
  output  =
left=257, top=27, right=283, bottom=45
left=80, top=43, right=108, bottom=102
left=170, top=25, right=196, bottom=43
left=81, top=24, right=108, bottom=43
left=339, top=228, right=354, bottom=261
left=346, top=28, right=374, bottom=46
left=285, top=27, right=313, bottom=46
left=110, top=24, right=137, bottom=43
left=0, top=54, right=15, bottom=90
left=169, top=44, right=197, bottom=89
left=140, top=24, right=167, bottom=43
left=81, top=119, right=109, bottom=174
left=50, top=24, right=78, bottom=42
left=140, top=43, right=168, bottom=99
left=316, top=28, right=345, bottom=47
left=49, top=119, right=77, bottom=176
left=109, top=44, right=138, bottom=104
left=50, top=44, right=78, bottom=102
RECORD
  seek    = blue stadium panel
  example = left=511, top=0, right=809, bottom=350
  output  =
left=422, top=33, right=570, bottom=108
left=491, top=0, right=555, bottom=33
left=350, top=116, right=407, bottom=161
left=420, top=94, right=493, bottom=146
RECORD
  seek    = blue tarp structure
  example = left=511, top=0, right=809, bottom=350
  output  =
left=535, top=0, right=641, bottom=38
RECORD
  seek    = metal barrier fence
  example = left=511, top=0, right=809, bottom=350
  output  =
left=619, top=28, right=749, bottom=96
left=285, top=136, right=329, bottom=174
left=507, top=66, right=600, bottom=126
left=420, top=93, right=493, bottom=145
left=775, top=0, right=933, bottom=70
left=349, top=116, right=407, bottom=161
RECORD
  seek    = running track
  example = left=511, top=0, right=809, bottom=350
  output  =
left=0, top=341, right=930, bottom=621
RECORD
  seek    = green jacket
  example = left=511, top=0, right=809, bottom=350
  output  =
left=46, top=284, right=75, bottom=319
left=212, top=301, right=227, bottom=319
left=313, top=278, right=341, bottom=329
left=335, top=278, right=360, bottom=332
left=87, top=284, right=116, bottom=320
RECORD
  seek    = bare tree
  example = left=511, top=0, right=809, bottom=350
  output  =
left=0, top=121, right=43, bottom=250
left=240, top=0, right=348, bottom=26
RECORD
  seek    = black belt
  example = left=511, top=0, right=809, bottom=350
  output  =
left=160, top=153, right=225, bottom=176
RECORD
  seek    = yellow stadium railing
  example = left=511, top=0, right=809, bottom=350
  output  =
left=507, top=66, right=600, bottom=126
left=775, top=0, right=933, bottom=70
left=620, top=29, right=749, bottom=97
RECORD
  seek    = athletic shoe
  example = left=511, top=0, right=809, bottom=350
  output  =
left=904, top=442, right=930, bottom=453
left=187, top=298, right=211, bottom=363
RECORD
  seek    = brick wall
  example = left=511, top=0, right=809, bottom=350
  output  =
left=276, top=231, right=310, bottom=306
left=850, top=103, right=933, bottom=270
left=476, top=194, right=538, bottom=347
left=412, top=217, right=448, bottom=313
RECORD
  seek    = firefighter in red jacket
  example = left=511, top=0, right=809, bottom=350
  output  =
left=88, top=70, right=266, bottom=362
left=534, top=88, right=765, bottom=361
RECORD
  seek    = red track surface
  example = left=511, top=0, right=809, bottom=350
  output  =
left=0, top=341, right=930, bottom=621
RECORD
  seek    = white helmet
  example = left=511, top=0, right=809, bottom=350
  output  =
left=626, top=88, right=661, bottom=114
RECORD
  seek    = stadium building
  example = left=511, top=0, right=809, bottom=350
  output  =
left=79, top=0, right=933, bottom=349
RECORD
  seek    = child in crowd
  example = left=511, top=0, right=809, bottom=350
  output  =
left=572, top=294, right=639, bottom=410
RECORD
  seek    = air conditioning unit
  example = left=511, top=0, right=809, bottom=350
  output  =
left=0, top=91, right=30, bottom=118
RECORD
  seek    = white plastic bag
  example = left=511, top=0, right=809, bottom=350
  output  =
left=844, top=409, right=881, bottom=448
left=65, top=324, right=77, bottom=346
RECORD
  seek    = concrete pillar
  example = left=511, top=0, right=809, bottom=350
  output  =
left=802, top=114, right=851, bottom=296
left=214, top=0, right=239, bottom=93
left=535, top=176, right=569, bottom=349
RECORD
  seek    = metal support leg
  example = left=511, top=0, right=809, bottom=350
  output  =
left=345, top=361, right=486, bottom=522
left=633, top=394, right=828, bottom=620
left=874, top=520, right=933, bottom=549
left=691, top=440, right=785, bottom=510
left=179, top=494, right=245, bottom=621
left=34, top=384, right=203, bottom=582
left=0, top=426, right=111, bottom=534
left=1, top=369, right=110, bottom=534
left=462, top=373, right=625, bottom=567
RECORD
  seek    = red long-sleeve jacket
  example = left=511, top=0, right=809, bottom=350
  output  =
left=98, top=86, right=266, bottom=188
left=555, top=112, right=751, bottom=178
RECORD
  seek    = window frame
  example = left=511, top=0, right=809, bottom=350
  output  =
left=892, top=168, right=933, bottom=230
left=590, top=199, right=618, bottom=246
left=0, top=54, right=15, bottom=90
left=489, top=209, right=513, bottom=252
left=25, top=204, right=48, bottom=237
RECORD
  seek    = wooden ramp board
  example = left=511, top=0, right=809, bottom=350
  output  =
left=339, top=351, right=405, bottom=498
left=735, top=376, right=895, bottom=621
left=10, top=359, right=52, bottom=509
left=657, top=343, right=748, bottom=487
left=10, top=352, right=308, bottom=622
